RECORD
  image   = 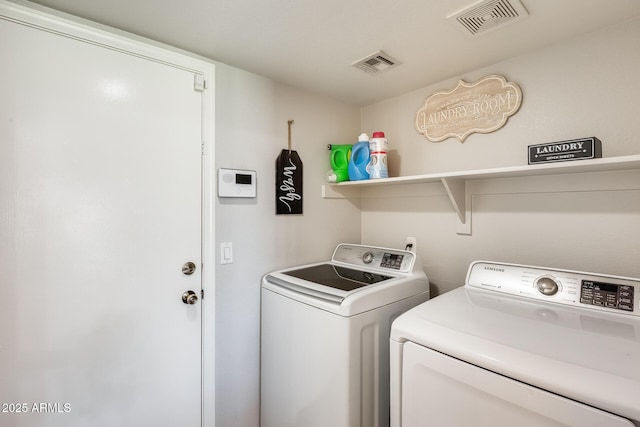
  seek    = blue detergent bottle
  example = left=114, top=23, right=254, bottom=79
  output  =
left=348, top=133, right=370, bottom=181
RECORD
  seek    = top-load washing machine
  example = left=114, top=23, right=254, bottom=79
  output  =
left=390, top=260, right=640, bottom=427
left=261, top=243, right=430, bottom=427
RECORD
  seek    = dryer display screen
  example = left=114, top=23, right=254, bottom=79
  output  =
left=580, top=280, right=634, bottom=312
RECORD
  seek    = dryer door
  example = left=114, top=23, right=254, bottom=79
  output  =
left=398, top=341, right=634, bottom=427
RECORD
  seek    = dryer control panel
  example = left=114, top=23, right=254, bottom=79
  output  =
left=332, top=244, right=415, bottom=274
left=466, top=261, right=639, bottom=317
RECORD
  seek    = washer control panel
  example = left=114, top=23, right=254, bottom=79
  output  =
left=467, top=261, right=639, bottom=316
left=332, top=244, right=414, bottom=273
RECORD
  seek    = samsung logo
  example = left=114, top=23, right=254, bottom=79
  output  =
left=484, top=266, right=505, bottom=272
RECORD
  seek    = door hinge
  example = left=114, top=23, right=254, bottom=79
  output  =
left=201, top=289, right=204, bottom=300
left=194, top=74, right=206, bottom=92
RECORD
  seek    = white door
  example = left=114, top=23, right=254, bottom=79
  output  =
left=399, top=341, right=634, bottom=427
left=0, top=5, right=211, bottom=426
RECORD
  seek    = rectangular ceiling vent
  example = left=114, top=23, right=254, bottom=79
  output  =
left=448, top=0, right=528, bottom=37
left=352, top=50, right=401, bottom=75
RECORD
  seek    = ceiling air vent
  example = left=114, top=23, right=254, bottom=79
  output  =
left=448, top=0, right=528, bottom=37
left=352, top=50, right=401, bottom=75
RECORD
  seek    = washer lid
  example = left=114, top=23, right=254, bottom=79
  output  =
left=263, top=261, right=428, bottom=317
left=391, top=286, right=640, bottom=422
left=282, top=263, right=392, bottom=291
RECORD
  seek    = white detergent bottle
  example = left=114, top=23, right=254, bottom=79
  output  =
left=366, top=131, right=389, bottom=179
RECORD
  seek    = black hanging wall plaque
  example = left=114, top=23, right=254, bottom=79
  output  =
left=276, top=120, right=303, bottom=215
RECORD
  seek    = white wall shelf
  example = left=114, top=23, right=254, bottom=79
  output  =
left=321, top=155, right=640, bottom=235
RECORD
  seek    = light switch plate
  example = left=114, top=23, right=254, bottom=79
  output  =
left=220, top=242, right=233, bottom=264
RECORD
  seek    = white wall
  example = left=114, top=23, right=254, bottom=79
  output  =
left=214, top=63, right=361, bottom=426
left=360, top=18, right=640, bottom=296
left=214, top=17, right=640, bottom=426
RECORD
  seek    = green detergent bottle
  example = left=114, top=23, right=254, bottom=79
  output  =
left=327, top=144, right=352, bottom=183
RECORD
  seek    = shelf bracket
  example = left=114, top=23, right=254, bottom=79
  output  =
left=440, top=178, right=471, bottom=235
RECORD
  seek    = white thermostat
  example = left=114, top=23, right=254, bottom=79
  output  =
left=218, top=168, right=257, bottom=198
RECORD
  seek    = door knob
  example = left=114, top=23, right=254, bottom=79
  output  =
left=182, top=290, right=199, bottom=305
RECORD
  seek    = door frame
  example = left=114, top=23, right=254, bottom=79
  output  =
left=1, top=1, right=216, bottom=425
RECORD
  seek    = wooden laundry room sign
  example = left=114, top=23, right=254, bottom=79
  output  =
left=415, top=74, right=522, bottom=142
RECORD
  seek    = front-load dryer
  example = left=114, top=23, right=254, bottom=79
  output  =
left=261, top=244, right=430, bottom=427
left=390, top=261, right=640, bottom=427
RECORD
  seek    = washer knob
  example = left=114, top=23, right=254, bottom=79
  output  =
left=362, top=251, right=374, bottom=264
left=535, top=276, right=559, bottom=296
